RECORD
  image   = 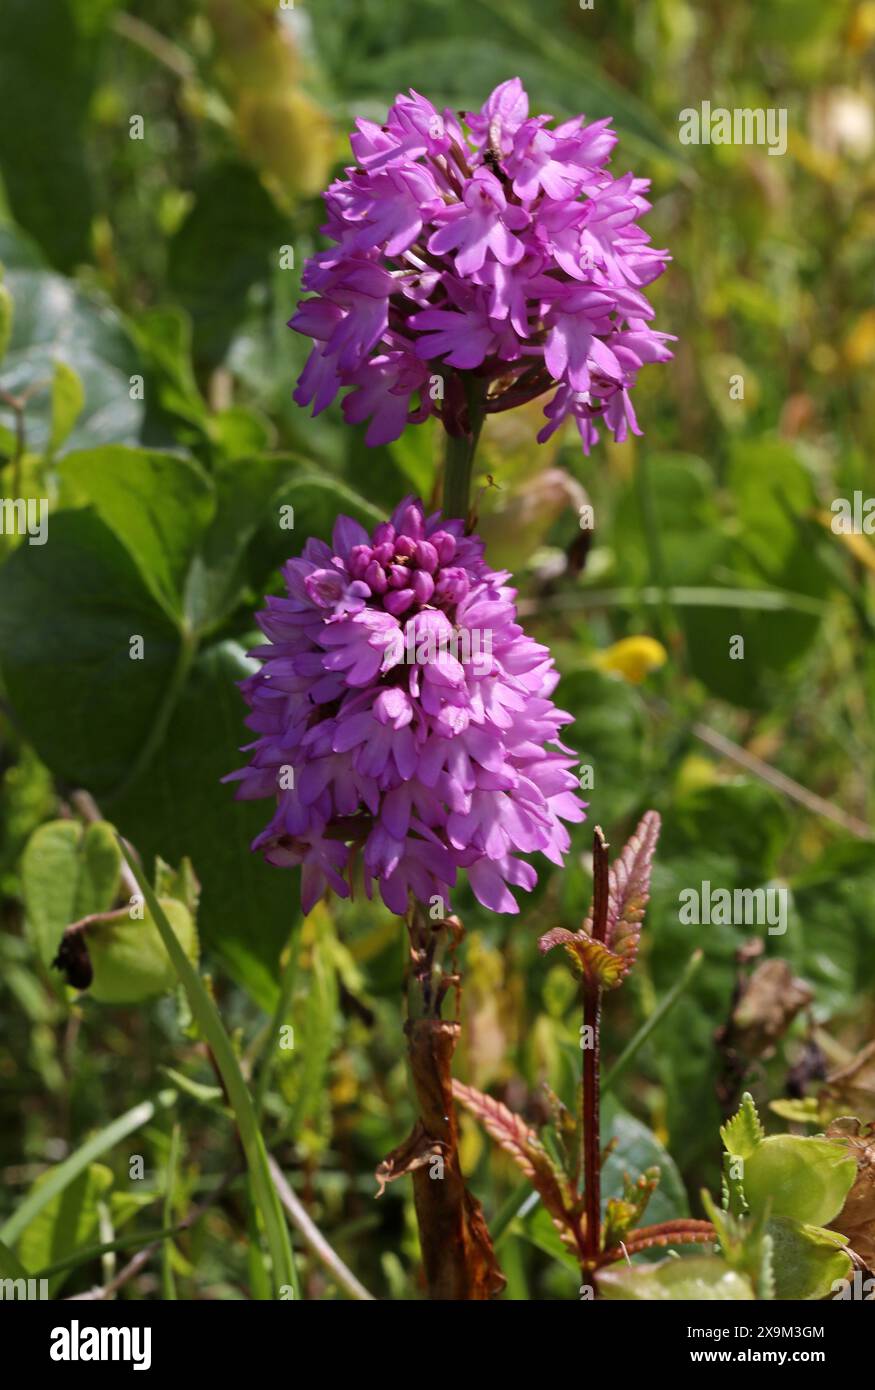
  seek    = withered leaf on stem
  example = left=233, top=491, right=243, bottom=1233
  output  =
left=827, top=1117, right=875, bottom=1271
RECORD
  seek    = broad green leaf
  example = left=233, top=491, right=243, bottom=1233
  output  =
left=245, top=473, right=384, bottom=594
left=0, top=1239, right=29, bottom=1281
left=0, top=504, right=299, bottom=999
left=208, top=406, right=275, bottom=462
left=767, top=1217, right=851, bottom=1301
left=0, top=266, right=144, bottom=453
left=744, top=1135, right=857, bottom=1226
left=599, top=1255, right=755, bottom=1301
left=602, top=1105, right=689, bottom=1227
left=48, top=359, right=85, bottom=455
left=18, top=1162, right=113, bottom=1295
left=184, top=453, right=303, bottom=632
left=58, top=446, right=215, bottom=623
left=111, top=640, right=301, bottom=1009
left=339, top=31, right=682, bottom=169
left=131, top=306, right=209, bottom=432
left=556, top=668, right=651, bottom=829
left=0, top=1, right=97, bottom=269
left=0, top=507, right=183, bottom=793
left=167, top=161, right=288, bottom=365
left=86, top=898, right=199, bottom=1005
left=21, top=818, right=120, bottom=968
left=790, top=841, right=875, bottom=1010
left=75, top=822, right=123, bottom=918
left=720, top=1092, right=765, bottom=1160
left=20, top=821, right=82, bottom=969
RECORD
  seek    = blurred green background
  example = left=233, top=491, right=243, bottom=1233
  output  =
left=1, top=0, right=874, bottom=1299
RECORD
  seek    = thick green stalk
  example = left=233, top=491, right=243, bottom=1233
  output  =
left=441, top=379, right=486, bottom=522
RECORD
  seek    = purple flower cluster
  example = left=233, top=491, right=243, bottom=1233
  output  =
left=225, top=499, right=585, bottom=916
left=291, top=78, right=673, bottom=454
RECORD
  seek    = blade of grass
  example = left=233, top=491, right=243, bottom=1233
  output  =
left=161, top=1122, right=181, bottom=1299
left=0, top=1096, right=168, bottom=1247
left=253, top=928, right=301, bottom=1123
left=118, top=839, right=300, bottom=1300
left=491, top=1182, right=541, bottom=1245
left=0, top=1238, right=30, bottom=1280
left=268, top=1156, right=375, bottom=1301
left=603, top=949, right=704, bottom=1094
left=37, top=1169, right=242, bottom=1282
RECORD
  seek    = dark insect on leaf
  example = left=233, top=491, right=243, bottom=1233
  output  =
left=52, top=931, right=93, bottom=990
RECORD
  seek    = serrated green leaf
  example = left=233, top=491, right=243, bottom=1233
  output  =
left=599, top=1255, right=755, bottom=1301
left=720, top=1092, right=765, bottom=1160
left=703, top=1189, right=774, bottom=1299
left=769, top=1097, right=822, bottom=1126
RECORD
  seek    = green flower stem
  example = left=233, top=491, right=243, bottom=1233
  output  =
left=441, top=379, right=486, bottom=522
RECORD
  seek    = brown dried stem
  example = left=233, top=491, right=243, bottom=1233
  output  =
left=383, top=901, right=505, bottom=1299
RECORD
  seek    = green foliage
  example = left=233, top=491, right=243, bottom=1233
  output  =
left=21, top=819, right=120, bottom=968
left=599, top=1256, right=755, bottom=1301
left=18, top=1162, right=113, bottom=1296
left=720, top=1091, right=765, bottom=1161
left=714, top=1093, right=856, bottom=1299
left=0, top=0, right=874, bottom=1302
left=743, top=1136, right=856, bottom=1228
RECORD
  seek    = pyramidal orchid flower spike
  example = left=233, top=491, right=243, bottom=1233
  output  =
left=290, top=78, right=674, bottom=455
left=225, top=498, right=586, bottom=917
